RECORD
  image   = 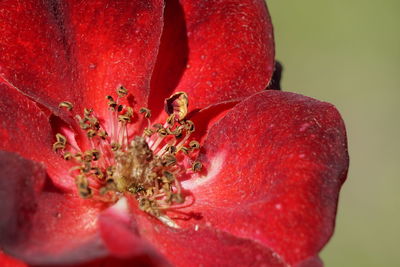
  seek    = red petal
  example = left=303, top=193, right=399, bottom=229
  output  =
left=97, top=199, right=170, bottom=267
left=0, top=251, right=26, bottom=267
left=0, top=151, right=109, bottom=265
left=149, top=0, right=274, bottom=115
left=64, top=0, right=164, bottom=122
left=0, top=83, right=76, bottom=189
left=131, top=205, right=286, bottom=267
left=181, top=90, right=349, bottom=265
left=0, top=0, right=163, bottom=118
left=0, top=152, right=168, bottom=267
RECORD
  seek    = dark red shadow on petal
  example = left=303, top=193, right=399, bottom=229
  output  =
left=149, top=0, right=188, bottom=118
left=0, top=151, right=109, bottom=266
left=188, top=99, right=241, bottom=144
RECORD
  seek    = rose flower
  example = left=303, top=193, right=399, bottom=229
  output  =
left=0, top=0, right=349, bottom=266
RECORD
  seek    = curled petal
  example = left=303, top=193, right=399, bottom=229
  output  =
left=149, top=0, right=274, bottom=115
left=182, top=90, right=349, bottom=265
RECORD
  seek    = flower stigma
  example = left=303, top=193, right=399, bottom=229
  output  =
left=53, top=88, right=202, bottom=227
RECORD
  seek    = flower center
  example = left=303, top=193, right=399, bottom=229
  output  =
left=53, top=88, right=201, bottom=227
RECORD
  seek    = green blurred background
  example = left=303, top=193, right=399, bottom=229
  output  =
left=267, top=0, right=400, bottom=266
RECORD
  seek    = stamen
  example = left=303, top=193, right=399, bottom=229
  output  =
left=53, top=88, right=202, bottom=228
left=59, top=101, right=74, bottom=111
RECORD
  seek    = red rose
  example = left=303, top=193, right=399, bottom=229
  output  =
left=0, top=0, right=348, bottom=266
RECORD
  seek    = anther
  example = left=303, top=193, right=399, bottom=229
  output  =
left=84, top=108, right=93, bottom=117
left=164, top=92, right=189, bottom=121
left=163, top=154, right=177, bottom=166
left=184, top=120, right=195, bottom=133
left=56, top=133, right=67, bottom=145
left=139, top=107, right=151, bottom=118
left=189, top=140, right=200, bottom=150
left=92, top=167, right=104, bottom=179
left=63, top=151, right=73, bottom=161
left=87, top=129, right=96, bottom=138
left=75, top=175, right=92, bottom=198
left=59, top=101, right=74, bottom=111
left=111, top=142, right=121, bottom=151
left=192, top=161, right=202, bottom=172
left=117, top=85, right=128, bottom=97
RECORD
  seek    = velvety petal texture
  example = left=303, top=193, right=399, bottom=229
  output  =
left=0, top=0, right=164, bottom=121
left=149, top=0, right=274, bottom=115
left=0, top=151, right=106, bottom=265
left=0, top=0, right=349, bottom=266
left=0, top=83, right=76, bottom=189
left=0, top=152, right=168, bottom=267
left=180, top=90, right=349, bottom=265
left=132, top=205, right=287, bottom=267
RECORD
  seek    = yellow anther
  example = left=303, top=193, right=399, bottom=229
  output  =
left=157, top=127, right=168, bottom=137
left=164, top=92, right=189, bottom=121
left=75, top=175, right=92, bottom=198
left=84, top=108, right=93, bottom=117
left=59, top=101, right=74, bottom=111
left=63, top=151, right=73, bottom=160
left=163, top=154, right=177, bottom=166
left=139, top=107, right=151, bottom=118
left=166, top=114, right=175, bottom=125
left=91, top=149, right=101, bottom=161
left=143, top=128, right=154, bottom=136
left=98, top=130, right=108, bottom=139
left=189, top=140, right=200, bottom=150
left=166, top=145, right=177, bottom=154
left=192, top=161, right=202, bottom=172
left=106, top=166, right=115, bottom=177
left=180, top=146, right=189, bottom=154
left=92, top=167, right=104, bottom=179
left=162, top=171, right=175, bottom=183
left=106, top=96, right=117, bottom=110
left=52, top=142, right=65, bottom=151
left=118, top=114, right=131, bottom=123
left=87, top=129, right=96, bottom=138
left=55, top=133, right=67, bottom=145
left=184, top=120, right=195, bottom=133
left=111, top=142, right=121, bottom=151
left=117, top=85, right=128, bottom=97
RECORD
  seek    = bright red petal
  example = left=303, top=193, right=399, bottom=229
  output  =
left=0, top=83, right=76, bottom=189
left=64, top=0, right=164, bottom=122
left=0, top=151, right=169, bottom=267
left=0, top=251, right=26, bottom=267
left=180, top=90, right=349, bottom=265
left=97, top=199, right=170, bottom=267
left=0, top=0, right=83, bottom=116
left=149, top=0, right=274, bottom=115
left=0, top=0, right=163, bottom=119
left=131, top=205, right=286, bottom=267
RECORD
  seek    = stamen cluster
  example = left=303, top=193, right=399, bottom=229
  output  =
left=53, top=88, right=201, bottom=225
